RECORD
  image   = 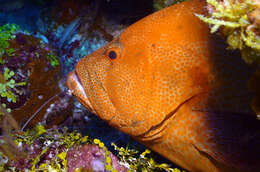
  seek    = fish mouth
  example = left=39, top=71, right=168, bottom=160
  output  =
left=67, top=71, right=94, bottom=112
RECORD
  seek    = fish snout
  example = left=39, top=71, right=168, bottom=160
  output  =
left=67, top=71, right=94, bottom=112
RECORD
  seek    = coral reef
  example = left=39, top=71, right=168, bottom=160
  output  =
left=0, top=24, right=28, bottom=113
left=0, top=23, right=72, bottom=129
left=196, top=0, right=260, bottom=64
left=0, top=124, right=183, bottom=172
left=67, top=144, right=126, bottom=172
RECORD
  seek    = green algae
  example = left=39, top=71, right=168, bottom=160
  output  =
left=0, top=68, right=26, bottom=111
left=0, top=24, right=22, bottom=112
left=47, top=52, right=59, bottom=67
left=196, top=0, right=260, bottom=64
left=0, top=124, right=183, bottom=172
left=0, top=24, right=20, bottom=57
left=111, top=143, right=185, bottom=172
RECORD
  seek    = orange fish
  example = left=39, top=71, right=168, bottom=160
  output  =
left=67, top=0, right=260, bottom=171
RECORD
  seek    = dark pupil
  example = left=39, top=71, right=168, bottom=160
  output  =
left=108, top=50, right=117, bottom=59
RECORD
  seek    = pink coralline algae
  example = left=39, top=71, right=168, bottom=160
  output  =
left=67, top=144, right=127, bottom=172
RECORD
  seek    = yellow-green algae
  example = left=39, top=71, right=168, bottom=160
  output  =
left=196, top=0, right=260, bottom=64
left=0, top=123, right=184, bottom=172
left=0, top=68, right=26, bottom=112
left=0, top=24, right=26, bottom=112
left=111, top=143, right=185, bottom=172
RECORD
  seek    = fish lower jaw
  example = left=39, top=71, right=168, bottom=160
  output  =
left=67, top=71, right=94, bottom=112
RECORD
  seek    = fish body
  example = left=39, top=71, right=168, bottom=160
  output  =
left=67, top=0, right=260, bottom=171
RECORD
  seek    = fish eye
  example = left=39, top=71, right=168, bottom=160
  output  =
left=105, top=47, right=121, bottom=60
left=108, top=50, right=117, bottom=59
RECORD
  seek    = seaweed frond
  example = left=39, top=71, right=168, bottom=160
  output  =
left=196, top=0, right=260, bottom=64
left=112, top=143, right=185, bottom=172
left=0, top=24, right=19, bottom=57
left=0, top=68, right=27, bottom=110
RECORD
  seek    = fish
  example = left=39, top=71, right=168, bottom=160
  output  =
left=67, top=0, right=260, bottom=171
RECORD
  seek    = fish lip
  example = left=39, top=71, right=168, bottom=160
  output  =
left=67, top=71, right=94, bottom=112
left=74, top=71, right=83, bottom=87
